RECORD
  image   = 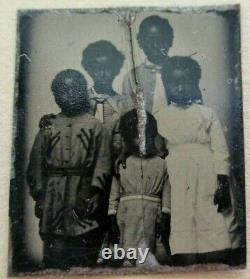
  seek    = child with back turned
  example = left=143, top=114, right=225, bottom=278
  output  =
left=27, top=69, right=111, bottom=269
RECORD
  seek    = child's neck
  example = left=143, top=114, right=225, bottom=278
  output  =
left=61, top=109, right=86, bottom=117
left=171, top=101, right=193, bottom=109
left=147, top=54, right=169, bottom=67
left=131, top=150, right=157, bottom=158
left=94, top=84, right=114, bottom=95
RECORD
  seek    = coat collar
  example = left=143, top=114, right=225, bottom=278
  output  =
left=89, top=87, right=119, bottom=113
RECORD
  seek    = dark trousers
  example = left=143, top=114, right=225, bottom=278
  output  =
left=43, top=228, right=105, bottom=269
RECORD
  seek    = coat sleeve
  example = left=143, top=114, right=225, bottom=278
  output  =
left=91, top=123, right=112, bottom=191
left=108, top=176, right=120, bottom=215
left=26, top=129, right=48, bottom=201
left=209, top=110, right=230, bottom=175
left=111, top=119, right=122, bottom=161
left=121, top=69, right=136, bottom=114
left=161, top=164, right=171, bottom=214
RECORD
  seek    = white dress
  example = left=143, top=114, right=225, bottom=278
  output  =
left=157, top=103, right=232, bottom=255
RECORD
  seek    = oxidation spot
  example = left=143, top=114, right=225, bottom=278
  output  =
left=227, top=78, right=233, bottom=84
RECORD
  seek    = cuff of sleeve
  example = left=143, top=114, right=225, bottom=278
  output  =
left=215, top=165, right=230, bottom=176
left=108, top=209, right=117, bottom=215
left=214, top=160, right=230, bottom=176
left=30, top=188, right=44, bottom=201
left=162, top=207, right=171, bottom=214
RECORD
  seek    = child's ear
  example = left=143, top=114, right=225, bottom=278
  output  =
left=81, top=58, right=84, bottom=69
left=137, top=34, right=143, bottom=49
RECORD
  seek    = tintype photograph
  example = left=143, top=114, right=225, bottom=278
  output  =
left=9, top=5, right=246, bottom=276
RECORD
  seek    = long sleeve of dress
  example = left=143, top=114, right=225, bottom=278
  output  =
left=108, top=176, right=120, bottom=215
left=27, top=129, right=48, bottom=201
left=161, top=167, right=171, bottom=214
left=91, top=124, right=112, bottom=191
left=209, top=110, right=230, bottom=175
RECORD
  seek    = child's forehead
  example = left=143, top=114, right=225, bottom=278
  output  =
left=95, top=55, right=109, bottom=63
left=144, top=24, right=162, bottom=35
left=172, top=68, right=186, bottom=78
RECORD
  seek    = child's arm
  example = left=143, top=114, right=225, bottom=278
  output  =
left=38, top=114, right=56, bottom=129
left=107, top=176, right=120, bottom=244
left=209, top=110, right=230, bottom=175
left=27, top=130, right=47, bottom=201
left=159, top=165, right=171, bottom=250
left=91, top=124, right=111, bottom=191
left=108, top=176, right=120, bottom=216
left=87, top=124, right=111, bottom=216
left=209, top=110, right=232, bottom=212
left=161, top=168, right=171, bottom=215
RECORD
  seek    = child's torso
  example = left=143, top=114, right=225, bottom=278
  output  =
left=157, top=104, right=213, bottom=146
left=118, top=155, right=166, bottom=198
left=44, top=113, right=100, bottom=169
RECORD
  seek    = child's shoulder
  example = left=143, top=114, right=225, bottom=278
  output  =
left=78, top=113, right=103, bottom=128
left=54, top=113, right=103, bottom=130
left=193, top=104, right=217, bottom=119
left=111, top=92, right=122, bottom=101
left=146, top=156, right=167, bottom=170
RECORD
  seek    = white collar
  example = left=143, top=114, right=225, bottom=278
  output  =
left=144, top=58, right=162, bottom=72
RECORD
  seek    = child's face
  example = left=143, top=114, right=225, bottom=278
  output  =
left=87, top=55, right=117, bottom=91
left=162, top=68, right=196, bottom=105
left=138, top=24, right=171, bottom=64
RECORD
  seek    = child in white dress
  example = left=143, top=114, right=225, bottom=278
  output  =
left=158, top=56, right=233, bottom=265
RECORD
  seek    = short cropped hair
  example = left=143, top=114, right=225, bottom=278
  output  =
left=138, top=15, right=174, bottom=46
left=162, top=56, right=203, bottom=104
left=82, top=40, right=125, bottom=74
left=51, top=69, right=87, bottom=95
left=162, top=56, right=202, bottom=81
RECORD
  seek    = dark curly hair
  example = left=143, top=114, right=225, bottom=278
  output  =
left=81, top=40, right=125, bottom=74
left=162, top=56, right=203, bottom=104
left=51, top=69, right=87, bottom=94
left=51, top=69, right=89, bottom=114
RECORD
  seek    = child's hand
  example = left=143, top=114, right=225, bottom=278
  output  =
left=157, top=213, right=171, bottom=252
left=86, top=191, right=101, bottom=217
left=107, top=215, right=120, bottom=244
left=160, top=213, right=171, bottom=238
left=34, top=200, right=44, bottom=219
left=115, top=153, right=127, bottom=175
left=214, top=175, right=232, bottom=213
left=39, top=114, right=56, bottom=129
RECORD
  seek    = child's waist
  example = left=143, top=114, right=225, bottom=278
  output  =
left=120, top=194, right=161, bottom=203
left=168, top=142, right=211, bottom=155
left=45, top=167, right=86, bottom=176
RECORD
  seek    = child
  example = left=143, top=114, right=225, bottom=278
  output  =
left=108, top=109, right=171, bottom=267
left=158, top=56, right=233, bottom=265
left=81, top=40, right=125, bottom=161
left=122, top=15, right=174, bottom=114
left=27, top=69, right=111, bottom=269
